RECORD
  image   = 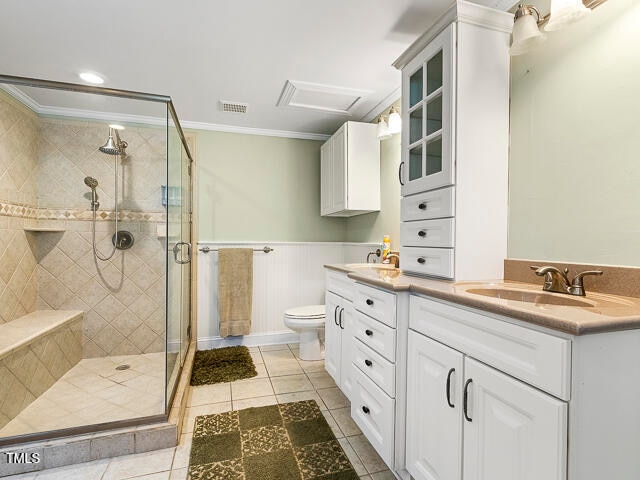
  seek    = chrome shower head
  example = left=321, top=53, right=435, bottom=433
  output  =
left=84, top=176, right=98, bottom=189
left=99, top=128, right=121, bottom=155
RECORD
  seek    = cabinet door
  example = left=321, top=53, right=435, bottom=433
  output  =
left=331, top=125, right=347, bottom=212
left=401, top=24, right=454, bottom=196
left=339, top=300, right=354, bottom=400
left=406, top=331, right=463, bottom=480
left=324, top=292, right=342, bottom=384
left=463, top=358, right=567, bottom=480
left=320, top=140, right=332, bottom=215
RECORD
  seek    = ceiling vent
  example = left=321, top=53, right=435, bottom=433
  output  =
left=220, top=100, right=248, bottom=113
left=277, top=80, right=371, bottom=115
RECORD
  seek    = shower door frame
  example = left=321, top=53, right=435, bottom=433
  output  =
left=0, top=74, right=194, bottom=446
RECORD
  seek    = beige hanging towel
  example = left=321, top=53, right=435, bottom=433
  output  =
left=218, top=248, right=253, bottom=337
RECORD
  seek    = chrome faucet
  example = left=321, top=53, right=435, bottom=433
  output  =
left=530, top=265, right=603, bottom=296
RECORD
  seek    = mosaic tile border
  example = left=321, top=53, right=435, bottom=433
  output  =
left=0, top=201, right=166, bottom=222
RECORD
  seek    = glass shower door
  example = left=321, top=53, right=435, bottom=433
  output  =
left=166, top=109, right=192, bottom=407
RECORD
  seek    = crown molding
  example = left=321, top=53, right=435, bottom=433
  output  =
left=359, top=87, right=401, bottom=123
left=393, top=0, right=513, bottom=70
left=0, top=84, right=331, bottom=141
left=180, top=120, right=330, bottom=141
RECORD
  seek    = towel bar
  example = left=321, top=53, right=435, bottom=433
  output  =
left=199, top=246, right=274, bottom=254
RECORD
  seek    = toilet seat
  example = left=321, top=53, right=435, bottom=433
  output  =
left=284, top=305, right=325, bottom=319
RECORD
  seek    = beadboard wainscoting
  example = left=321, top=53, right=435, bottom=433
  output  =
left=196, top=242, right=378, bottom=349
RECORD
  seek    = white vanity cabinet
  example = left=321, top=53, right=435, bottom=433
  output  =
left=407, top=330, right=567, bottom=480
left=349, top=283, right=400, bottom=468
left=394, top=1, right=512, bottom=280
left=324, top=270, right=356, bottom=399
left=320, top=121, right=380, bottom=217
left=406, top=293, right=640, bottom=480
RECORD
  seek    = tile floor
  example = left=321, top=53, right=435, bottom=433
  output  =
left=7, top=344, right=396, bottom=480
left=0, top=353, right=165, bottom=438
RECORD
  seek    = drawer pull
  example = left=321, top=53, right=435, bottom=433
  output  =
left=365, top=329, right=373, bottom=336
left=446, top=368, right=455, bottom=408
left=364, top=359, right=373, bottom=367
left=362, top=406, right=370, bottom=414
left=418, top=230, right=427, bottom=237
left=418, top=202, right=427, bottom=210
left=366, top=299, right=374, bottom=306
left=417, top=257, right=426, bottom=264
left=463, top=379, right=473, bottom=422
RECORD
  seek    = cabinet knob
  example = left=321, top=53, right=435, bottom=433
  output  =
left=365, top=329, right=373, bottom=336
left=418, top=230, right=427, bottom=237
left=364, top=359, right=373, bottom=367
left=366, top=299, right=374, bottom=306
left=418, top=202, right=427, bottom=210
left=417, top=257, right=426, bottom=264
left=362, top=406, right=370, bottom=414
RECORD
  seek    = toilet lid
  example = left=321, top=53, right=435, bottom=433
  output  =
left=284, top=305, right=325, bottom=319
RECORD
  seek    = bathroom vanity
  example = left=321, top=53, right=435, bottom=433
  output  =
left=325, top=263, right=640, bottom=480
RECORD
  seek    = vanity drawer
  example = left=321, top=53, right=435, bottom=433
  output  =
left=410, top=295, right=572, bottom=400
left=353, top=311, right=396, bottom=362
left=350, top=366, right=395, bottom=468
left=401, top=187, right=455, bottom=221
left=353, top=338, right=396, bottom=397
left=400, top=247, right=454, bottom=279
left=401, top=218, right=455, bottom=248
left=354, top=283, right=397, bottom=328
left=326, top=269, right=354, bottom=301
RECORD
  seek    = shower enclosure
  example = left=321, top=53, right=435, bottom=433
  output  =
left=0, top=75, right=192, bottom=445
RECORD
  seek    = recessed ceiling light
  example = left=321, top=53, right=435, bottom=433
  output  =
left=79, top=72, right=105, bottom=84
left=109, top=124, right=125, bottom=130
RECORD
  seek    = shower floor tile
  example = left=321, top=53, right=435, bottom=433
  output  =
left=0, top=352, right=165, bottom=438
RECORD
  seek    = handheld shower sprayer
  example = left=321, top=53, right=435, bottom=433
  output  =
left=84, top=176, right=99, bottom=211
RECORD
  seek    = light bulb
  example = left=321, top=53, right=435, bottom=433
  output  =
left=388, top=107, right=402, bottom=135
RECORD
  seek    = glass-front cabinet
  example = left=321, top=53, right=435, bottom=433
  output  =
left=401, top=25, right=454, bottom=196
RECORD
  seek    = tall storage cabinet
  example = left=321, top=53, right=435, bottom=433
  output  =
left=394, top=1, right=513, bottom=280
left=320, top=121, right=380, bottom=217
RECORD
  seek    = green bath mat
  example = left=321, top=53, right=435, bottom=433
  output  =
left=191, top=346, right=257, bottom=386
left=188, top=400, right=359, bottom=480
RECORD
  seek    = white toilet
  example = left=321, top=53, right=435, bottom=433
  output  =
left=283, top=305, right=325, bottom=361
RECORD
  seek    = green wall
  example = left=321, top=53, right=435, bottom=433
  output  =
left=345, top=133, right=401, bottom=249
left=194, top=130, right=347, bottom=242
left=508, top=0, right=640, bottom=266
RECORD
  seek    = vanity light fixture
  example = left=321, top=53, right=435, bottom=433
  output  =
left=377, top=115, right=391, bottom=139
left=510, top=0, right=602, bottom=56
left=545, top=0, right=591, bottom=30
left=78, top=72, right=105, bottom=84
left=510, top=4, right=545, bottom=56
left=387, top=106, right=402, bottom=135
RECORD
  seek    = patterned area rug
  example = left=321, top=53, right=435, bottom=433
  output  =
left=191, top=346, right=257, bottom=386
left=188, top=400, right=359, bottom=480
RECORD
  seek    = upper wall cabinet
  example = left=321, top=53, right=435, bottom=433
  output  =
left=321, top=121, right=380, bottom=217
left=394, top=1, right=513, bottom=280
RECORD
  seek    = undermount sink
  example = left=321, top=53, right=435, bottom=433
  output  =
left=345, top=263, right=397, bottom=271
left=466, top=288, right=594, bottom=307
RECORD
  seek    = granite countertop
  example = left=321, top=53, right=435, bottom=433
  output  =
left=324, top=264, right=640, bottom=335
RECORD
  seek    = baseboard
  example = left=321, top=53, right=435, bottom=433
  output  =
left=196, top=330, right=299, bottom=351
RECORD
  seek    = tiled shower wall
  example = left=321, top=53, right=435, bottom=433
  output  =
left=0, top=92, right=39, bottom=323
left=0, top=90, right=168, bottom=357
